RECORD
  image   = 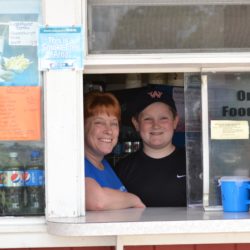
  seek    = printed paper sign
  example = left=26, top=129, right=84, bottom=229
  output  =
left=211, top=120, right=249, bottom=140
left=9, top=22, right=38, bottom=46
left=38, top=26, right=83, bottom=70
left=0, top=86, right=41, bottom=141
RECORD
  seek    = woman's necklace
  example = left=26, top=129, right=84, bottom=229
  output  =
left=95, top=161, right=104, bottom=170
left=85, top=152, right=105, bottom=170
left=88, top=157, right=104, bottom=170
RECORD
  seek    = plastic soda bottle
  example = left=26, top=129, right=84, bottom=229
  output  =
left=3, top=152, right=25, bottom=215
left=0, top=165, right=4, bottom=215
left=24, top=150, right=45, bottom=215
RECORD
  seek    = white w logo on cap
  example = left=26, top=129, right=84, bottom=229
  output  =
left=148, top=91, right=163, bottom=99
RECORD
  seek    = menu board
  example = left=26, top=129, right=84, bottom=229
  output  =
left=0, top=86, right=41, bottom=141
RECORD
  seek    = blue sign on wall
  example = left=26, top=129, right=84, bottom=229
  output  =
left=38, top=26, right=83, bottom=71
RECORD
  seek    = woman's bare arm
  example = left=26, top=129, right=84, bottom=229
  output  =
left=85, top=177, right=145, bottom=211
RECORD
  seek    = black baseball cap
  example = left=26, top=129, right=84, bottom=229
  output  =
left=130, top=86, right=177, bottom=117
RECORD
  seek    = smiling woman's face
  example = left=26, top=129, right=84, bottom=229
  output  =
left=84, top=113, right=119, bottom=159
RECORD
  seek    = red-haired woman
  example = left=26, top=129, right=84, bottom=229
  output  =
left=84, top=91, right=145, bottom=211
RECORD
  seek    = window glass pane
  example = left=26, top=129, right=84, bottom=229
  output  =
left=184, top=73, right=202, bottom=207
left=0, top=0, right=40, bottom=14
left=0, top=0, right=44, bottom=216
left=206, top=72, right=250, bottom=208
left=88, top=1, right=250, bottom=54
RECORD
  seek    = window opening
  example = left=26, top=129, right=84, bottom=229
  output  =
left=83, top=72, right=203, bottom=208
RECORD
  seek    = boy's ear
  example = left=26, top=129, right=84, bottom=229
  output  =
left=132, top=117, right=139, bottom=131
left=174, top=115, right=180, bottom=129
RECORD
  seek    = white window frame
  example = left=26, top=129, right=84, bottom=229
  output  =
left=43, top=0, right=85, bottom=218
left=84, top=0, right=250, bottom=73
left=83, top=0, right=250, bottom=219
left=1, top=0, right=250, bottom=248
left=84, top=53, right=250, bottom=74
left=84, top=2, right=250, bottom=216
left=11, top=0, right=250, bottom=221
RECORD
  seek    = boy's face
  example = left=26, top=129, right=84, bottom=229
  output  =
left=132, top=102, right=179, bottom=152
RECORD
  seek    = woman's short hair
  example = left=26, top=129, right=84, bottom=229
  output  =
left=84, top=91, right=121, bottom=122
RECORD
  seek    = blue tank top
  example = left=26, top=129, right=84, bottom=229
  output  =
left=85, top=158, right=127, bottom=192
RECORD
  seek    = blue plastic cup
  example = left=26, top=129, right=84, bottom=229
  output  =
left=220, top=176, right=250, bottom=212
